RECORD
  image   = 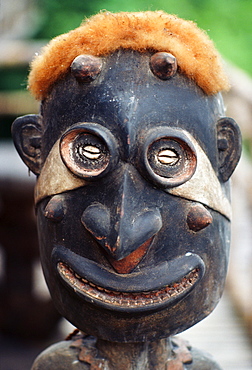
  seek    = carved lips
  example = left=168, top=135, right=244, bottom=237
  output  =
left=53, top=246, right=204, bottom=313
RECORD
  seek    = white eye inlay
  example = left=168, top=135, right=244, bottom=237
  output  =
left=80, top=145, right=101, bottom=160
left=157, top=149, right=179, bottom=165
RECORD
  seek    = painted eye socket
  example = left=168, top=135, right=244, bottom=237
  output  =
left=69, top=133, right=109, bottom=175
left=148, top=138, right=187, bottom=179
left=60, top=123, right=117, bottom=179
left=141, top=128, right=197, bottom=188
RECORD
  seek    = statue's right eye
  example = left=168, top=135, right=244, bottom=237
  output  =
left=71, top=132, right=110, bottom=176
left=60, top=123, right=117, bottom=180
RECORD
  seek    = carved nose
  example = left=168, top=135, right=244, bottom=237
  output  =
left=81, top=203, right=162, bottom=273
left=81, top=168, right=162, bottom=273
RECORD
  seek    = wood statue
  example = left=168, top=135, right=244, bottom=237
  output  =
left=12, top=11, right=242, bottom=369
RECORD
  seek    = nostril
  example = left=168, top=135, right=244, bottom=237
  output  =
left=130, top=209, right=162, bottom=246
left=81, top=203, right=110, bottom=240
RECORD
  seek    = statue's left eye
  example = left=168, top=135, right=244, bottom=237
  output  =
left=140, top=128, right=197, bottom=188
left=60, top=127, right=111, bottom=179
left=147, top=137, right=191, bottom=180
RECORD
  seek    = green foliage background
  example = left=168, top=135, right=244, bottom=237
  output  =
left=34, top=0, right=252, bottom=76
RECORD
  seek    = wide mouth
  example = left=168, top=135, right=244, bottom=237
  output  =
left=53, top=246, right=205, bottom=313
left=58, top=261, right=199, bottom=308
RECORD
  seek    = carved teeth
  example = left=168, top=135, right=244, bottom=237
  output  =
left=57, top=262, right=199, bottom=308
left=97, top=286, right=104, bottom=291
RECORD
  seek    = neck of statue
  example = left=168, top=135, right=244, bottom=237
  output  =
left=96, top=337, right=174, bottom=369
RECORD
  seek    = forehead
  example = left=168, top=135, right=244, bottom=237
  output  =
left=42, top=50, right=223, bottom=164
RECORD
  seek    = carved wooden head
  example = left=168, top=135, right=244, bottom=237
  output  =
left=12, top=12, right=241, bottom=342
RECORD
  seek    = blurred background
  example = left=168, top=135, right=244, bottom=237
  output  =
left=0, top=0, right=252, bottom=369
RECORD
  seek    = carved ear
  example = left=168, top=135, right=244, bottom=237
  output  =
left=217, top=117, right=242, bottom=182
left=12, top=114, right=43, bottom=175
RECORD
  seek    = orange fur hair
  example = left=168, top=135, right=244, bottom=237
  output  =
left=28, top=11, right=230, bottom=99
